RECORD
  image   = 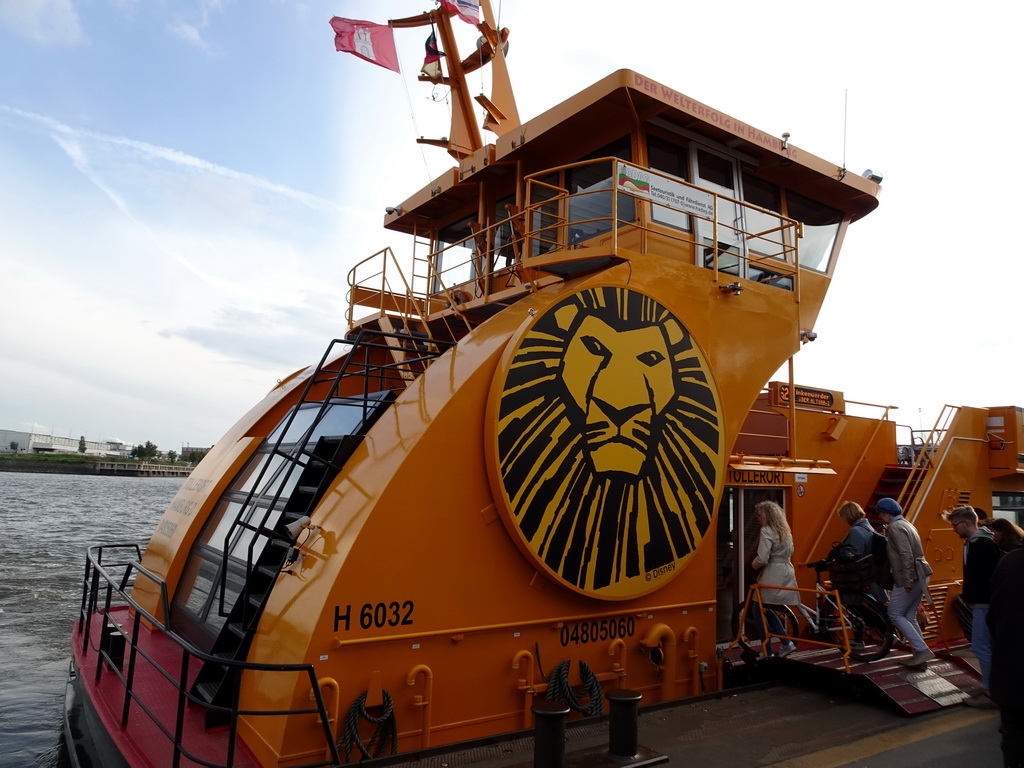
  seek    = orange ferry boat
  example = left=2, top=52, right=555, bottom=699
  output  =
left=65, top=3, right=1023, bottom=766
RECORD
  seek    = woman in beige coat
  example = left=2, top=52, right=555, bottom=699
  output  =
left=751, top=501, right=799, bottom=657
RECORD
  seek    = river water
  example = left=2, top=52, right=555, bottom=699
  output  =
left=0, top=472, right=183, bottom=768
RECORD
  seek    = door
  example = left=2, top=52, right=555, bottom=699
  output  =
left=692, top=145, right=743, bottom=277
left=715, top=486, right=786, bottom=644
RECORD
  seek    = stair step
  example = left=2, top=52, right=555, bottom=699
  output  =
left=192, top=680, right=221, bottom=705
left=257, top=564, right=282, bottom=580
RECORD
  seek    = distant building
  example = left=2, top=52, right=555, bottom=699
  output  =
left=181, top=445, right=213, bottom=460
left=0, top=429, right=133, bottom=457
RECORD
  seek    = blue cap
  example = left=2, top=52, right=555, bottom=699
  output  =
left=876, top=497, right=902, bottom=515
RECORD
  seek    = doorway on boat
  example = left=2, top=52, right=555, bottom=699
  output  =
left=690, top=144, right=793, bottom=289
left=715, top=485, right=786, bottom=644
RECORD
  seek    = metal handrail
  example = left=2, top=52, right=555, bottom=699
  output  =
left=78, top=543, right=343, bottom=768
left=729, top=583, right=855, bottom=675
left=900, top=405, right=960, bottom=522
left=347, top=157, right=803, bottom=336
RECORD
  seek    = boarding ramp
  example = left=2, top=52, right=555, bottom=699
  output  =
left=727, top=643, right=982, bottom=715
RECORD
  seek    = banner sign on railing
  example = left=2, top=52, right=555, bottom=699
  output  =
left=616, top=162, right=715, bottom=219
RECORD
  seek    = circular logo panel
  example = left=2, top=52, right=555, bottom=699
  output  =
left=491, top=286, right=725, bottom=600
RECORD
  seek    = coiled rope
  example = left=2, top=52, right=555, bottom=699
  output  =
left=546, top=660, right=603, bottom=717
left=337, top=690, right=398, bottom=762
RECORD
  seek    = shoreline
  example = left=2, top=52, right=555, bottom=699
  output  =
left=0, top=458, right=192, bottom=478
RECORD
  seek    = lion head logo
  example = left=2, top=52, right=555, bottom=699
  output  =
left=492, top=286, right=725, bottom=599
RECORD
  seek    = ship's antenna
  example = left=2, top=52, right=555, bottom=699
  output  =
left=841, top=88, right=848, bottom=178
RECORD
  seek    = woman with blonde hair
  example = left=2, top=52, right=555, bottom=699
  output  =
left=751, top=500, right=799, bottom=657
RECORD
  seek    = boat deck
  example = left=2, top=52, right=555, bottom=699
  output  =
left=70, top=606, right=262, bottom=768
left=379, top=648, right=992, bottom=768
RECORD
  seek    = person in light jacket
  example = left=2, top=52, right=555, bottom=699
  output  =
left=751, top=500, right=799, bottom=658
left=876, top=497, right=934, bottom=669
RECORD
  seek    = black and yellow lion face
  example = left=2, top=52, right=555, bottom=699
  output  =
left=490, top=286, right=725, bottom=599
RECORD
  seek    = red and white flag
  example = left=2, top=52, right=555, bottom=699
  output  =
left=329, top=17, right=400, bottom=73
left=440, top=0, right=480, bottom=26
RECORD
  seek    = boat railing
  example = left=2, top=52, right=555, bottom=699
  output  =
left=521, top=158, right=801, bottom=284
left=346, top=157, right=802, bottom=336
left=733, top=402, right=791, bottom=453
left=902, top=405, right=960, bottom=523
left=347, top=246, right=439, bottom=331
left=76, top=543, right=342, bottom=768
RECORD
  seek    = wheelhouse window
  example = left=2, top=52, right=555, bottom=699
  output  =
left=647, top=134, right=691, bottom=232
left=787, top=191, right=843, bottom=273
left=435, top=213, right=478, bottom=293
left=693, top=147, right=742, bottom=277
left=741, top=173, right=785, bottom=260
left=565, top=137, right=634, bottom=245
left=492, top=192, right=517, bottom=269
left=742, top=173, right=792, bottom=289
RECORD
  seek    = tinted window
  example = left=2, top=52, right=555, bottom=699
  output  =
left=786, top=191, right=843, bottom=272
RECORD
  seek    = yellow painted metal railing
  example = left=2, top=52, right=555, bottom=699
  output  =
left=346, top=158, right=803, bottom=338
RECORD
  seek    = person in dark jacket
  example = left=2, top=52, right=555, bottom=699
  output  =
left=837, top=500, right=886, bottom=602
left=987, top=548, right=1024, bottom=767
left=942, top=504, right=1003, bottom=708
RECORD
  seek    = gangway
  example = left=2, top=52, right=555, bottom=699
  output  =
left=728, top=645, right=982, bottom=715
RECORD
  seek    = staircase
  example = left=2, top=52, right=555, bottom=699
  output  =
left=189, top=331, right=454, bottom=726
left=866, top=465, right=924, bottom=521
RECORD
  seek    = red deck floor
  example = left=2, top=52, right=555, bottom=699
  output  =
left=71, top=606, right=262, bottom=768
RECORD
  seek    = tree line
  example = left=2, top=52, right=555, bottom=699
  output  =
left=7, top=438, right=204, bottom=464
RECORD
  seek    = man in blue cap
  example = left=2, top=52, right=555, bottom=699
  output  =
left=876, top=497, right=934, bottom=668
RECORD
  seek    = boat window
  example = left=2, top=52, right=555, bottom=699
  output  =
left=741, top=173, right=786, bottom=261
left=178, top=551, right=247, bottom=632
left=172, top=392, right=393, bottom=646
left=993, top=492, right=1024, bottom=526
left=647, top=134, right=691, bottom=231
left=268, top=398, right=383, bottom=445
left=530, top=172, right=562, bottom=257
left=492, top=192, right=517, bottom=268
left=786, top=191, right=843, bottom=273
left=435, top=213, right=478, bottom=292
left=693, top=147, right=742, bottom=277
left=565, top=137, right=634, bottom=245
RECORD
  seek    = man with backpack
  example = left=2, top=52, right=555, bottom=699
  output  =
left=876, top=497, right=934, bottom=669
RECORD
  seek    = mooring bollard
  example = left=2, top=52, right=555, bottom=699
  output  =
left=531, top=700, right=570, bottom=768
left=607, top=688, right=642, bottom=758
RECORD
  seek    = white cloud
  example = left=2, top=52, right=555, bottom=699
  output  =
left=166, top=0, right=229, bottom=52
left=0, top=0, right=83, bottom=44
left=0, top=102, right=354, bottom=447
left=167, top=21, right=209, bottom=50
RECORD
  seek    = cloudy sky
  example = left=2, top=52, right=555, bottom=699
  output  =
left=0, top=0, right=1020, bottom=452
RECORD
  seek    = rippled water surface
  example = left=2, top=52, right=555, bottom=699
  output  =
left=0, top=472, right=183, bottom=768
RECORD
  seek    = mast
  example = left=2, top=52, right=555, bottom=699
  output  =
left=390, top=0, right=519, bottom=158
